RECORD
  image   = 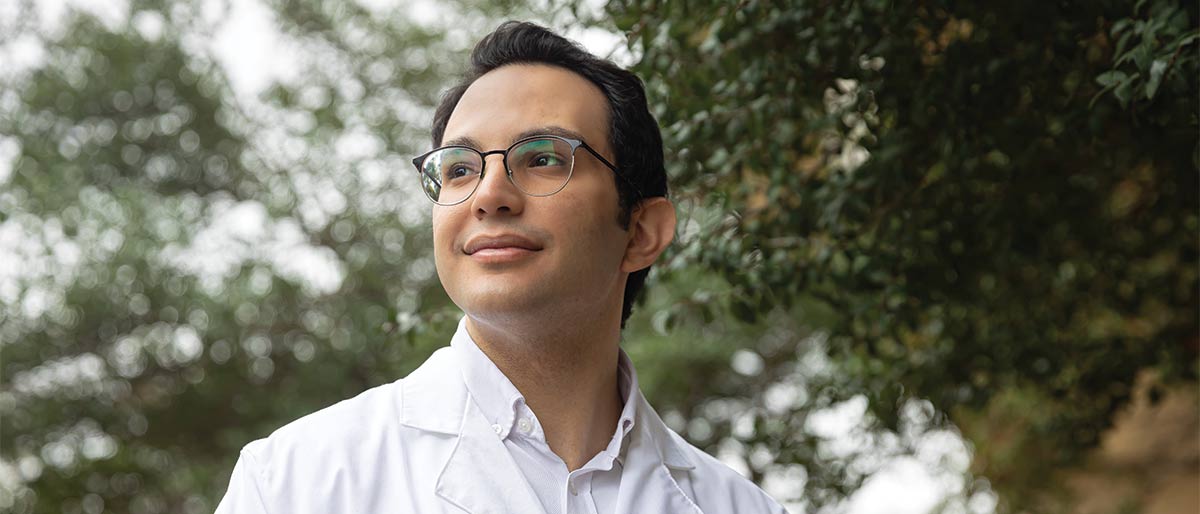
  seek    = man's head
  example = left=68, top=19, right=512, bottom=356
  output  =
left=425, top=21, right=672, bottom=329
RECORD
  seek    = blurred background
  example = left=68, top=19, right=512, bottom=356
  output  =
left=1, top=0, right=1197, bottom=513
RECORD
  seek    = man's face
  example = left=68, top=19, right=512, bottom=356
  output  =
left=431, top=64, right=631, bottom=323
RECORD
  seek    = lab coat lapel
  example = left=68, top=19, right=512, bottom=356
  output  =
left=435, top=399, right=546, bottom=514
left=400, top=348, right=545, bottom=514
left=613, top=392, right=705, bottom=514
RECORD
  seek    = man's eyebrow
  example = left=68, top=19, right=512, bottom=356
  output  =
left=440, top=135, right=484, bottom=150
left=439, top=126, right=591, bottom=151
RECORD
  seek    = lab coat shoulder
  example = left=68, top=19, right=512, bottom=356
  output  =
left=216, top=347, right=464, bottom=514
left=664, top=427, right=790, bottom=514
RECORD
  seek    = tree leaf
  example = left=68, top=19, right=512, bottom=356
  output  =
left=1113, top=72, right=1141, bottom=106
left=1095, top=70, right=1126, bottom=87
left=1146, top=59, right=1167, bottom=99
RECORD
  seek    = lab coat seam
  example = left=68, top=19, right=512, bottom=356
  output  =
left=661, top=464, right=704, bottom=513
left=239, top=448, right=274, bottom=514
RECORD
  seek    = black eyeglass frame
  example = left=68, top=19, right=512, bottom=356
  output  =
left=411, top=135, right=640, bottom=206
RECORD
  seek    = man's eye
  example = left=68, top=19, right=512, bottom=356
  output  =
left=445, top=165, right=476, bottom=179
left=530, top=154, right=566, bottom=167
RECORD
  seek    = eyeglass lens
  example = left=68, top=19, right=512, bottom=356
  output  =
left=420, top=137, right=576, bottom=205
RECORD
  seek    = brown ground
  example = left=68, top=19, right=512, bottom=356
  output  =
left=1063, top=373, right=1198, bottom=514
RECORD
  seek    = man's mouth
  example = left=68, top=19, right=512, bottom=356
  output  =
left=463, top=234, right=544, bottom=256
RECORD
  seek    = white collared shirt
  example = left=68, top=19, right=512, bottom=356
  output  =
left=452, top=320, right=637, bottom=514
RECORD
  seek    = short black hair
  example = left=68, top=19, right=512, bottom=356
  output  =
left=431, top=21, right=668, bottom=328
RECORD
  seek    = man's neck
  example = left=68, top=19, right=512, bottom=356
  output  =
left=465, top=313, right=624, bottom=471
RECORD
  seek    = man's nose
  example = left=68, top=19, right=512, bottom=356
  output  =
left=470, top=154, right=524, bottom=218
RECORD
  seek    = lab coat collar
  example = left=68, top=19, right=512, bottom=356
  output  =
left=398, top=347, right=463, bottom=435
left=634, top=392, right=698, bottom=472
left=398, top=338, right=703, bottom=513
left=614, top=394, right=703, bottom=513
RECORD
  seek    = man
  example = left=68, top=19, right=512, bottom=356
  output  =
left=216, top=21, right=788, bottom=514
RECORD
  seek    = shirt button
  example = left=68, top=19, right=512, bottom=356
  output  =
left=517, top=418, right=532, bottom=433
left=491, top=424, right=502, bottom=435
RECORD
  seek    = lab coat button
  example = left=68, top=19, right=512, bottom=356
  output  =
left=491, top=424, right=502, bottom=435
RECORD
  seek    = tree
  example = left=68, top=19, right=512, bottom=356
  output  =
left=601, top=0, right=1198, bottom=510
left=0, top=0, right=528, bottom=511
left=4, top=0, right=1196, bottom=512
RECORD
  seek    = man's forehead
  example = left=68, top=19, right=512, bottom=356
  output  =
left=441, top=64, right=611, bottom=152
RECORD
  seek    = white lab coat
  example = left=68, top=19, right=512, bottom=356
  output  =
left=215, top=346, right=789, bottom=513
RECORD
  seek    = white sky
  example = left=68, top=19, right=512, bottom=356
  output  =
left=0, top=1, right=997, bottom=513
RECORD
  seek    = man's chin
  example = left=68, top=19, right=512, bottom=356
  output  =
left=449, top=286, right=549, bottom=321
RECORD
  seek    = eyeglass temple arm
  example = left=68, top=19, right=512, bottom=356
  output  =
left=579, top=143, right=645, bottom=201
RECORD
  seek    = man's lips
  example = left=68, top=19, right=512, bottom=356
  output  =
left=462, top=234, right=544, bottom=255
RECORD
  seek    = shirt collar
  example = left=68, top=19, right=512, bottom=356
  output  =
left=609, top=349, right=638, bottom=466
left=449, top=317, right=639, bottom=451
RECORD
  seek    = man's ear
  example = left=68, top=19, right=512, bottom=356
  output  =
left=620, top=197, right=677, bottom=273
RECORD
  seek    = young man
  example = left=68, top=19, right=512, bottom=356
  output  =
left=216, top=22, right=788, bottom=514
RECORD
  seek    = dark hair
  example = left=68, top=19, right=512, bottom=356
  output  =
left=431, top=21, right=668, bottom=329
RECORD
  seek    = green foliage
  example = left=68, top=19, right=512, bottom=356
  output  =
left=605, top=0, right=1198, bottom=510
left=0, top=0, right=496, bottom=511
left=1095, top=0, right=1199, bottom=106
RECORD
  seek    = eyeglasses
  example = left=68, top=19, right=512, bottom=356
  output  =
left=411, top=135, right=623, bottom=206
